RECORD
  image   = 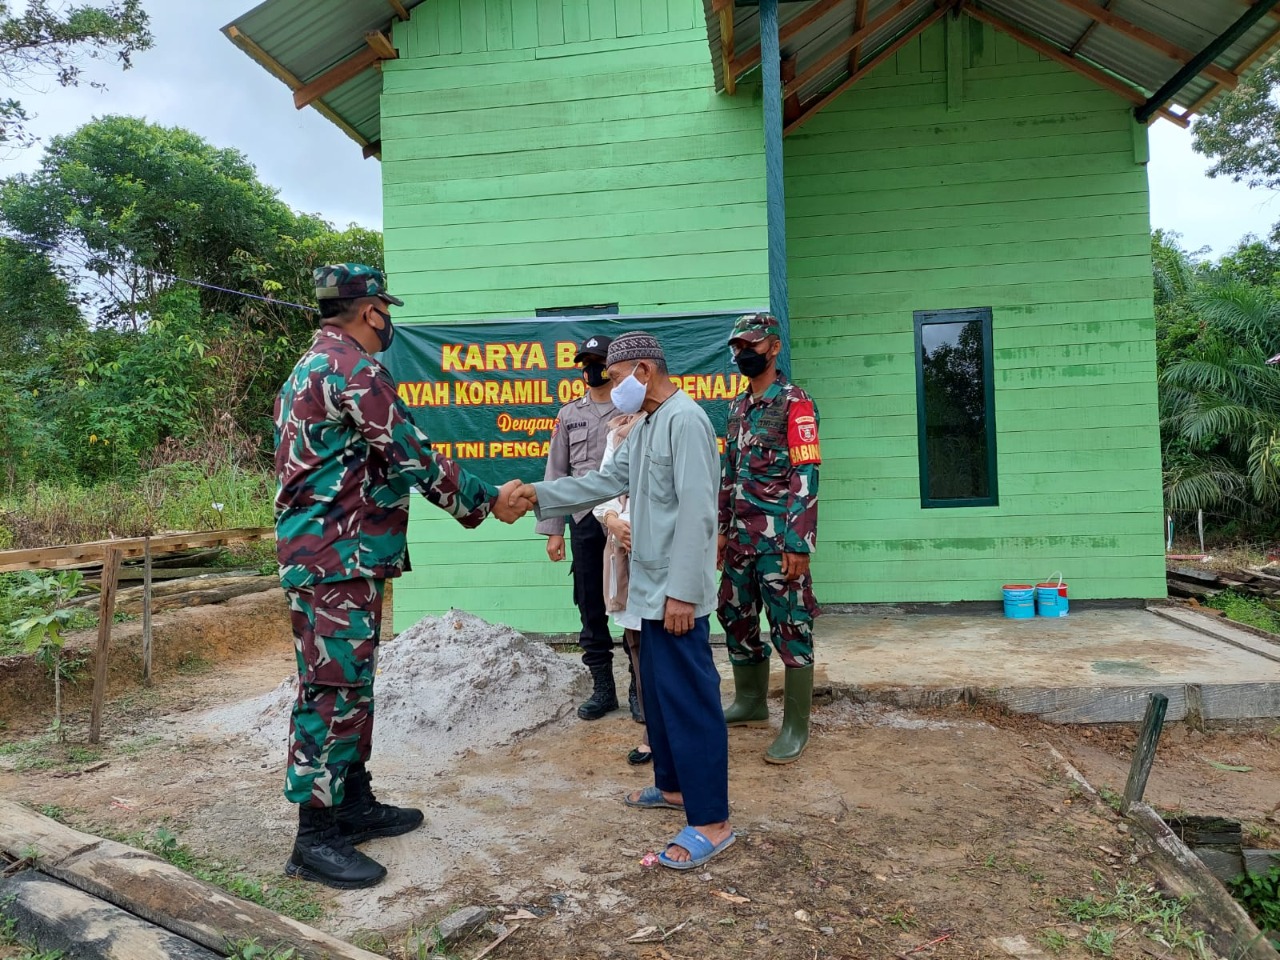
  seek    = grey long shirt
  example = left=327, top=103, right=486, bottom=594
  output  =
left=534, top=394, right=617, bottom=535
left=531, top=390, right=719, bottom=621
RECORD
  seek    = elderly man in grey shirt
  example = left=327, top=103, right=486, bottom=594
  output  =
left=509, top=331, right=734, bottom=870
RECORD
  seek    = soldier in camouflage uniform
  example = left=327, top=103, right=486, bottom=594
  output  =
left=716, top=312, right=821, bottom=764
left=275, top=263, right=527, bottom=889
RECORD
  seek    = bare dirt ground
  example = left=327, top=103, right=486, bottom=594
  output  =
left=1, top=594, right=1278, bottom=960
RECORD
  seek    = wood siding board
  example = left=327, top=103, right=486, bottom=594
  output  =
left=588, top=0, right=615, bottom=39
left=537, top=0, right=564, bottom=44
left=563, top=0, right=590, bottom=42
left=642, top=0, right=669, bottom=34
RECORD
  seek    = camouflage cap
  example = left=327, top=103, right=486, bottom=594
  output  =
left=313, top=263, right=404, bottom=306
left=728, top=312, right=781, bottom=345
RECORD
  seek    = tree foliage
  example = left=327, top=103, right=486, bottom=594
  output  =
left=0, top=117, right=382, bottom=488
left=0, top=0, right=151, bottom=148
left=1192, top=49, right=1280, bottom=190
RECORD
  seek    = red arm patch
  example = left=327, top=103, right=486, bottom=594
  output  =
left=787, top=400, right=821, bottom=465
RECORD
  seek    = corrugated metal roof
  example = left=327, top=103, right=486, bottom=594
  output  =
left=222, top=0, right=430, bottom=149
left=704, top=0, right=1280, bottom=119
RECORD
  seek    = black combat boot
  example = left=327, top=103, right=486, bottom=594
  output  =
left=578, top=663, right=619, bottom=720
left=285, top=805, right=387, bottom=890
left=336, top=763, right=425, bottom=844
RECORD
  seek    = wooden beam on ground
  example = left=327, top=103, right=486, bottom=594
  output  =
left=848, top=0, right=870, bottom=71
left=0, top=871, right=221, bottom=960
left=387, top=0, right=410, bottom=19
left=715, top=0, right=737, bottom=95
left=732, top=0, right=847, bottom=81
left=785, top=0, right=922, bottom=98
left=0, top=802, right=386, bottom=960
left=0, top=527, right=275, bottom=574
left=293, top=46, right=384, bottom=109
left=224, top=26, right=372, bottom=148
left=960, top=4, right=1190, bottom=127
left=89, top=548, right=122, bottom=745
left=1127, top=802, right=1280, bottom=960
left=1186, top=20, right=1280, bottom=114
left=786, top=5, right=949, bottom=135
left=1054, top=0, right=1238, bottom=88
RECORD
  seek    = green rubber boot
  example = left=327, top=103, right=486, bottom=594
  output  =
left=723, top=660, right=771, bottom=727
left=765, top=665, right=813, bottom=764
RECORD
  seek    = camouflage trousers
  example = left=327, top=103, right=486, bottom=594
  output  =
left=717, top=549, right=818, bottom=668
left=284, top=578, right=385, bottom=809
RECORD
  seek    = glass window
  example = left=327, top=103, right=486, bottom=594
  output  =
left=914, top=308, right=998, bottom=508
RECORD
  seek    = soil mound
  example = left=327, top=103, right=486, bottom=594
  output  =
left=206, top=610, right=586, bottom=765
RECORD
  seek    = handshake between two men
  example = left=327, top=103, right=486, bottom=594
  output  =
left=491, top=480, right=538, bottom=523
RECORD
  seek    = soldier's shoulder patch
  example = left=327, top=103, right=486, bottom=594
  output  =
left=551, top=418, right=560, bottom=439
left=787, top=399, right=821, bottom=465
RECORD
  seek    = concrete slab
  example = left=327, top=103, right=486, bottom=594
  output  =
left=718, top=607, right=1280, bottom=724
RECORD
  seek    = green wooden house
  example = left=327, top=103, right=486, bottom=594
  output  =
left=225, top=0, right=1280, bottom=633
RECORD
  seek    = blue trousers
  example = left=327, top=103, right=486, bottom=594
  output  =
left=640, top=616, right=730, bottom=825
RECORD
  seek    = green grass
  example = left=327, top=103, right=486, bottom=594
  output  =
left=0, top=736, right=58, bottom=771
left=1057, top=874, right=1210, bottom=958
left=222, top=938, right=299, bottom=960
left=0, top=897, right=66, bottom=960
left=1228, top=867, right=1280, bottom=948
left=124, top=827, right=325, bottom=923
left=1207, top=590, right=1280, bottom=635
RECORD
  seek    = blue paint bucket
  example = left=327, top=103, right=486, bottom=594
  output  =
left=1002, top=584, right=1035, bottom=619
left=1036, top=574, right=1069, bottom=618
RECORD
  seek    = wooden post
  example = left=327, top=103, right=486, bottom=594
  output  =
left=1121, top=692, right=1168, bottom=814
left=89, top=548, right=123, bottom=745
left=142, top=537, right=153, bottom=686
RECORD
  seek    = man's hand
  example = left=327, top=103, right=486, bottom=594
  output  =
left=717, top=533, right=727, bottom=570
left=780, top=552, right=810, bottom=581
left=509, top=482, right=537, bottom=507
left=546, top=534, right=565, bottom=562
left=606, top=515, right=631, bottom=552
left=492, top=479, right=533, bottom=524
left=664, top=597, right=695, bottom=636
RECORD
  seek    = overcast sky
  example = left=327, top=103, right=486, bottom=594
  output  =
left=2, top=0, right=1275, bottom=257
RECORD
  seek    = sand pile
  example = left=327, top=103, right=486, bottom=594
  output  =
left=207, top=610, right=587, bottom=764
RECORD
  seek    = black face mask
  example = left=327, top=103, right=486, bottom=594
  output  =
left=583, top=362, right=609, bottom=387
left=735, top=347, right=771, bottom=378
left=372, top=308, right=394, bottom=352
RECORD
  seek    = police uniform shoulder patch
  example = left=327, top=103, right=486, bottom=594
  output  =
left=787, top=398, right=821, bottom=465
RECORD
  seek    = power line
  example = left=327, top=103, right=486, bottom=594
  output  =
left=2, top=233, right=318, bottom=314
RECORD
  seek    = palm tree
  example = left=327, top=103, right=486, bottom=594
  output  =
left=1160, top=281, right=1280, bottom=518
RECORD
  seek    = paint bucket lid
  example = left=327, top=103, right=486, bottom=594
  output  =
left=1003, top=584, right=1033, bottom=590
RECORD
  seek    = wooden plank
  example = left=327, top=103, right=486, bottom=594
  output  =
left=1053, top=0, right=1237, bottom=87
left=784, top=0, right=920, bottom=97
left=959, top=3, right=1190, bottom=128
left=388, top=0, right=410, bottom=18
left=0, top=528, right=274, bottom=574
left=849, top=0, right=869, bottom=71
left=734, top=0, right=847, bottom=79
left=365, top=29, right=398, bottom=60
left=719, top=3, right=736, bottom=94
left=787, top=7, right=950, bottom=134
left=1186, top=20, right=1280, bottom=114
left=1121, top=692, right=1168, bottom=813
left=537, top=0, right=564, bottom=44
left=292, top=46, right=384, bottom=109
left=89, top=548, right=122, bottom=745
left=1126, top=802, right=1280, bottom=960
left=142, top=538, right=153, bottom=686
left=0, top=871, right=221, bottom=960
left=0, top=802, right=386, bottom=960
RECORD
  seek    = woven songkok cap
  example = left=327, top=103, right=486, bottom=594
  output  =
left=606, top=331, right=665, bottom=367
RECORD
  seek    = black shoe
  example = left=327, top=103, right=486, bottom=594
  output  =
left=578, top=664, right=619, bottom=721
left=627, top=746, right=653, bottom=765
left=285, top=805, right=387, bottom=890
left=336, top=764, right=425, bottom=844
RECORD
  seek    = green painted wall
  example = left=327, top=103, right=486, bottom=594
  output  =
left=380, top=8, right=1166, bottom=633
left=786, top=19, right=1167, bottom=604
left=379, top=0, right=768, bottom=632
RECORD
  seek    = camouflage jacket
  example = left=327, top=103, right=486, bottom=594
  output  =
left=718, top=375, right=820, bottom=555
left=274, top=327, right=498, bottom=589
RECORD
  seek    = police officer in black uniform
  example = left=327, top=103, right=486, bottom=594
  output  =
left=537, top=336, right=620, bottom=719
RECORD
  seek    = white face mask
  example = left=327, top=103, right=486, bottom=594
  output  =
left=611, top=363, right=647, bottom=414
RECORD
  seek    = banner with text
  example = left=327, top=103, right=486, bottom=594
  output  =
left=384, top=314, right=752, bottom=485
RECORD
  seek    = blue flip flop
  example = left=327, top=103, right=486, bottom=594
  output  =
left=658, top=826, right=737, bottom=870
left=624, top=786, right=684, bottom=811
